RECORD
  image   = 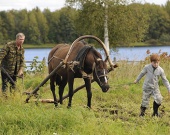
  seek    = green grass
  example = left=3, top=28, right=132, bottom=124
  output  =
left=0, top=60, right=170, bottom=135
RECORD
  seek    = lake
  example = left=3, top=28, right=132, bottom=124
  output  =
left=25, top=46, right=170, bottom=62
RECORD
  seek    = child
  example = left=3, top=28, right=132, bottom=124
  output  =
left=134, top=53, right=170, bottom=117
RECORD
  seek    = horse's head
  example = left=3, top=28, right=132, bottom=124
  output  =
left=93, top=57, right=109, bottom=92
left=81, top=46, right=110, bottom=92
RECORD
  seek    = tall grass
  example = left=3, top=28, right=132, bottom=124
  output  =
left=0, top=59, right=170, bottom=135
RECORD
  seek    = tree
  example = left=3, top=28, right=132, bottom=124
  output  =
left=14, top=9, right=29, bottom=43
left=43, top=9, right=57, bottom=43
left=66, top=0, right=148, bottom=49
left=164, top=0, right=170, bottom=15
left=1, top=11, right=16, bottom=40
left=27, top=11, right=40, bottom=44
left=44, top=7, right=78, bottom=44
left=57, top=7, right=78, bottom=43
left=125, top=3, right=149, bottom=42
left=144, top=4, right=170, bottom=40
left=66, top=0, right=111, bottom=51
left=34, top=7, right=49, bottom=44
left=0, top=16, right=4, bottom=43
left=0, top=11, right=11, bottom=42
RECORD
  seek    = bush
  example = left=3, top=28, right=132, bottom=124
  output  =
left=159, top=34, right=170, bottom=42
left=145, top=39, right=159, bottom=45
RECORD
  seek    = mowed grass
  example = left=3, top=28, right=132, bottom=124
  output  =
left=0, top=60, right=170, bottom=135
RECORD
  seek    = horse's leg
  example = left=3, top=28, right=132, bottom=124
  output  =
left=50, top=75, right=58, bottom=107
left=84, top=78, right=92, bottom=108
left=58, top=78, right=67, bottom=104
left=67, top=72, right=74, bottom=108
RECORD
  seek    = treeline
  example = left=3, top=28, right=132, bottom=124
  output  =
left=1, top=1, right=170, bottom=46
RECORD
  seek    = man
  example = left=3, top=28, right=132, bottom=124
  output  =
left=0, top=33, right=25, bottom=93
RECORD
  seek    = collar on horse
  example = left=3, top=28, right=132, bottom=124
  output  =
left=75, top=45, right=93, bottom=70
left=74, top=45, right=95, bottom=78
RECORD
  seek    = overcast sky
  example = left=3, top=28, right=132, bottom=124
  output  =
left=0, top=0, right=168, bottom=12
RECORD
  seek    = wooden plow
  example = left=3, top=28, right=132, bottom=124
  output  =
left=25, top=35, right=116, bottom=103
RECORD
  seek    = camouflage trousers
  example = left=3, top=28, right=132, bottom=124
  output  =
left=141, top=88, right=163, bottom=108
left=1, top=71, right=16, bottom=92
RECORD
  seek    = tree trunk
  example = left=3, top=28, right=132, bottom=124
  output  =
left=104, top=4, right=110, bottom=54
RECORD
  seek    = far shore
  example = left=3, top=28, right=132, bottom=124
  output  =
left=0, top=42, right=169, bottom=49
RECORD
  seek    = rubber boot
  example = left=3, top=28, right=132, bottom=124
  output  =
left=152, top=101, right=161, bottom=117
left=139, top=106, right=146, bottom=117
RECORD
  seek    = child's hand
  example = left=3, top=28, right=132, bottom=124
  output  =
left=134, top=80, right=137, bottom=84
left=168, top=90, right=170, bottom=97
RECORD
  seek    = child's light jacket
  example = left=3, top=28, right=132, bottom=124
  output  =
left=136, top=64, right=170, bottom=91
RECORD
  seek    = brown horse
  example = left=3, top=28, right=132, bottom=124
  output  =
left=48, top=41, right=109, bottom=108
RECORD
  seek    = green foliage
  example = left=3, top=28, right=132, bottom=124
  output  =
left=3, top=11, right=16, bottom=40
left=75, top=1, right=105, bottom=38
left=108, top=3, right=149, bottom=45
left=43, top=7, right=79, bottom=44
left=159, top=33, right=170, bottom=42
left=145, top=39, right=160, bottom=45
left=164, top=1, right=170, bottom=16
left=34, top=7, right=49, bottom=44
left=57, top=10, right=78, bottom=43
left=26, top=56, right=46, bottom=74
left=27, top=11, right=41, bottom=44
left=0, top=16, right=4, bottom=44
left=144, top=4, right=170, bottom=40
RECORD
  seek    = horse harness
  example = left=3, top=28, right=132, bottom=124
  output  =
left=48, top=45, right=108, bottom=81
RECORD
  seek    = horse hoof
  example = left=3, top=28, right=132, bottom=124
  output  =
left=35, top=101, right=39, bottom=106
left=67, top=105, right=71, bottom=109
left=84, top=105, right=91, bottom=109
left=25, top=99, right=29, bottom=103
left=54, top=104, right=58, bottom=107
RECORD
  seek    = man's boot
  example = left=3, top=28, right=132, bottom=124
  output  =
left=152, top=101, right=161, bottom=117
left=139, top=106, right=146, bottom=117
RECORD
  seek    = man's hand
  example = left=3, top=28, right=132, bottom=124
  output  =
left=18, top=69, right=23, bottom=77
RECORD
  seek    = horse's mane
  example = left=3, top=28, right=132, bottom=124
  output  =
left=93, top=48, right=102, bottom=57
left=91, top=47, right=102, bottom=60
left=90, top=47, right=105, bottom=69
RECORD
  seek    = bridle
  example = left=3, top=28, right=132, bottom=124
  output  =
left=93, top=58, right=108, bottom=87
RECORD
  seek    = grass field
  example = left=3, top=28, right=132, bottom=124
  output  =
left=0, top=59, right=170, bottom=135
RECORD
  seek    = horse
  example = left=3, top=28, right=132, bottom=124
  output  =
left=48, top=41, right=110, bottom=108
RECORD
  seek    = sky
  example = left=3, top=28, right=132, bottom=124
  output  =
left=0, top=0, right=168, bottom=12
